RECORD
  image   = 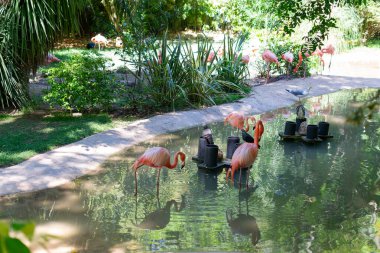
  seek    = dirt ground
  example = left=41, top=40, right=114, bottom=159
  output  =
left=322, top=47, right=380, bottom=78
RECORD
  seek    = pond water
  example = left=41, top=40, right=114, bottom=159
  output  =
left=1, top=89, right=379, bottom=252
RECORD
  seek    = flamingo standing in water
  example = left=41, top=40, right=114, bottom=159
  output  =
left=262, top=50, right=279, bottom=83
left=226, top=120, right=264, bottom=189
left=132, top=147, right=186, bottom=195
left=224, top=112, right=256, bottom=136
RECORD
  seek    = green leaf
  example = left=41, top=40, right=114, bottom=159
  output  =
left=4, top=237, right=30, bottom=253
left=10, top=222, right=35, bottom=241
left=0, top=222, right=9, bottom=237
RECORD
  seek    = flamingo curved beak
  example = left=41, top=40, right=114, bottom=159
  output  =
left=181, top=163, right=185, bottom=169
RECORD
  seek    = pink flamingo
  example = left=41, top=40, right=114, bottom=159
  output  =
left=262, top=50, right=279, bottom=83
left=241, top=55, right=250, bottom=64
left=157, top=50, right=162, bottom=64
left=294, top=50, right=313, bottom=78
left=293, top=51, right=303, bottom=75
left=312, top=49, right=325, bottom=74
left=218, top=48, right=224, bottom=57
left=91, top=34, right=108, bottom=50
left=45, top=53, right=61, bottom=64
left=226, top=120, right=264, bottom=189
left=322, top=44, right=335, bottom=70
left=132, top=147, right=186, bottom=195
left=207, top=51, right=215, bottom=62
left=281, top=52, right=294, bottom=77
left=224, top=112, right=256, bottom=136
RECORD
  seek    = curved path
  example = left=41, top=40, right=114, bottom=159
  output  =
left=1, top=74, right=379, bottom=196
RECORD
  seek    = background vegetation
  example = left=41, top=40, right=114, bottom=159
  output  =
left=1, top=0, right=379, bottom=111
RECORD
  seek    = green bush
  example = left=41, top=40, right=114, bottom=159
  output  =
left=43, top=53, right=120, bottom=112
left=125, top=33, right=250, bottom=111
left=215, top=34, right=250, bottom=91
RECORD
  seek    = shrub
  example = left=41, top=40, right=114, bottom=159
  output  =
left=215, top=33, right=251, bottom=92
left=43, top=53, right=120, bottom=112
left=125, top=33, right=250, bottom=111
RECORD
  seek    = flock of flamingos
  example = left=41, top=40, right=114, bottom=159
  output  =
left=89, top=33, right=335, bottom=82
left=132, top=112, right=263, bottom=195
left=46, top=34, right=336, bottom=195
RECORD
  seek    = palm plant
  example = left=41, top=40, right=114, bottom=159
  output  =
left=0, top=8, right=26, bottom=108
left=0, top=0, right=88, bottom=109
left=215, top=33, right=250, bottom=92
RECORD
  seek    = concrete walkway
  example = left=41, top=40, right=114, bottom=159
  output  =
left=1, top=75, right=379, bottom=196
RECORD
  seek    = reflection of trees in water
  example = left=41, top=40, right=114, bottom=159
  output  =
left=258, top=89, right=380, bottom=251
left=69, top=88, right=380, bottom=251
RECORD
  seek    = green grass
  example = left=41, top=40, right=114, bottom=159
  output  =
left=39, top=48, right=119, bottom=73
left=366, top=39, right=380, bottom=48
left=0, top=113, right=115, bottom=167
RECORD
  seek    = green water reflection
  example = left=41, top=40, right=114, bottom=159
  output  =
left=0, top=89, right=379, bottom=252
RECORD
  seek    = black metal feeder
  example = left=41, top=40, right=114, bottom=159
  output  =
left=284, top=121, right=297, bottom=136
left=226, top=136, right=240, bottom=159
left=204, top=144, right=219, bottom=167
left=302, top=125, right=322, bottom=143
left=306, top=125, right=318, bottom=139
left=196, top=137, right=208, bottom=162
left=318, top=121, right=333, bottom=139
left=279, top=121, right=300, bottom=140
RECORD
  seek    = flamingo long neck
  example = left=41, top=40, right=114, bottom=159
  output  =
left=167, top=152, right=183, bottom=169
left=254, top=121, right=264, bottom=146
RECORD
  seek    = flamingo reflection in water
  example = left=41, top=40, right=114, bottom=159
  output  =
left=226, top=194, right=260, bottom=246
left=132, top=147, right=186, bottom=195
left=132, top=195, right=186, bottom=230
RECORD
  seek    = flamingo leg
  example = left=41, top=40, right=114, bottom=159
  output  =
left=226, top=168, right=231, bottom=182
left=156, top=167, right=161, bottom=186
left=134, top=169, right=138, bottom=196
left=266, top=63, right=270, bottom=84
left=246, top=168, right=250, bottom=190
left=156, top=167, right=161, bottom=195
left=286, top=62, right=289, bottom=79
left=238, top=168, right=242, bottom=191
left=303, top=62, right=306, bottom=79
left=328, top=54, right=332, bottom=71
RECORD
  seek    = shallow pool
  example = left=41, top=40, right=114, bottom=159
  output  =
left=1, top=89, right=379, bottom=252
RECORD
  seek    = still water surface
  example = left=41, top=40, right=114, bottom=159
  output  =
left=0, top=89, right=379, bottom=252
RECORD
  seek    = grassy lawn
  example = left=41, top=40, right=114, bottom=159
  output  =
left=0, top=113, right=117, bottom=168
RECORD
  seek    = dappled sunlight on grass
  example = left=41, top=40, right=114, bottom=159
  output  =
left=0, top=113, right=114, bottom=167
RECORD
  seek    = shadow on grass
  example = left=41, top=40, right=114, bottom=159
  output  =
left=0, top=113, right=113, bottom=168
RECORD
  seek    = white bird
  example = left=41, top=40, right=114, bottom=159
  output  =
left=285, top=86, right=312, bottom=101
left=91, top=34, right=108, bottom=50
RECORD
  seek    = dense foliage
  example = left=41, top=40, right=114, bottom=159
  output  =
left=275, top=0, right=369, bottom=50
left=43, top=53, right=121, bottom=112
left=0, top=0, right=87, bottom=109
left=124, top=33, right=250, bottom=112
